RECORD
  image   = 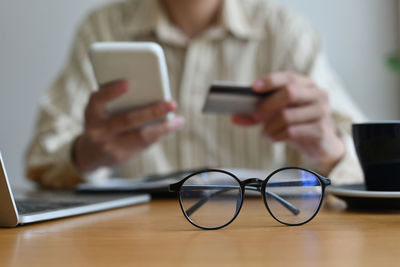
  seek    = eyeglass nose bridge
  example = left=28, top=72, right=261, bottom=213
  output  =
left=242, top=178, right=263, bottom=191
left=242, top=178, right=263, bottom=184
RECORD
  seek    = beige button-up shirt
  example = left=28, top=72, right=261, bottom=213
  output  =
left=26, top=0, right=366, bottom=188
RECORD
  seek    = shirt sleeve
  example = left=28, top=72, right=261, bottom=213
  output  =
left=274, top=9, right=367, bottom=184
left=310, top=53, right=367, bottom=185
left=25, top=14, right=108, bottom=189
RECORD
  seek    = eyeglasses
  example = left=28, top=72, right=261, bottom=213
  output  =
left=169, top=167, right=331, bottom=230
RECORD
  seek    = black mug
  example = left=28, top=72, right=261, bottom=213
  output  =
left=352, top=122, right=400, bottom=191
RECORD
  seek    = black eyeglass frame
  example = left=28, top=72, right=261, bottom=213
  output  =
left=169, top=166, right=331, bottom=230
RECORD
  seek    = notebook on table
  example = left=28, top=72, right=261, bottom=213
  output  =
left=75, top=168, right=205, bottom=198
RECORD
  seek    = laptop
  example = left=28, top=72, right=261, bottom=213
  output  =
left=0, top=153, right=150, bottom=227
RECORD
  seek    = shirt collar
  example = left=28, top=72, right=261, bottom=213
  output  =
left=221, top=0, right=264, bottom=40
left=124, top=0, right=264, bottom=46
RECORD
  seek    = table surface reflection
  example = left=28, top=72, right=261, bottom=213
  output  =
left=1, top=196, right=399, bottom=267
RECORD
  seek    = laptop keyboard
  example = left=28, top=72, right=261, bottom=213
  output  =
left=15, top=199, right=88, bottom=215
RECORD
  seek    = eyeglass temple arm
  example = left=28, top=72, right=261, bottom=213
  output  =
left=246, top=185, right=300, bottom=215
left=184, top=187, right=230, bottom=217
left=179, top=185, right=299, bottom=217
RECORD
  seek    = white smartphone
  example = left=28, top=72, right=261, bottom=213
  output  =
left=89, top=42, right=172, bottom=114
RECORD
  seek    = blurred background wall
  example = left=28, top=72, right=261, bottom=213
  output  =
left=0, top=0, right=399, bottom=189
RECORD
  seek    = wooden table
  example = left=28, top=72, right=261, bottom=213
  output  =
left=1, top=196, right=400, bottom=267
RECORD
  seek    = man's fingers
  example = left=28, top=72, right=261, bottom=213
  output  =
left=253, top=72, right=312, bottom=93
left=99, top=101, right=177, bottom=136
left=231, top=115, right=259, bottom=126
left=263, top=103, right=329, bottom=136
left=113, top=116, right=184, bottom=150
left=263, top=120, right=326, bottom=142
left=255, top=84, right=327, bottom=114
left=80, top=116, right=184, bottom=168
left=86, top=80, right=129, bottom=118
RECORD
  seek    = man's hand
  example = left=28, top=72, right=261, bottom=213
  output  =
left=232, top=72, right=345, bottom=174
left=73, top=80, right=184, bottom=172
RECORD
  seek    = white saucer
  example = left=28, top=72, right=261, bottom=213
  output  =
left=327, top=184, right=400, bottom=210
left=328, top=184, right=400, bottom=198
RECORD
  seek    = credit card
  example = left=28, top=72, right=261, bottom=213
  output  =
left=202, top=82, right=275, bottom=115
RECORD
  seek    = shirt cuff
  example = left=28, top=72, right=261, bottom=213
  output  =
left=41, top=141, right=86, bottom=188
left=37, top=141, right=112, bottom=188
left=328, top=132, right=364, bottom=185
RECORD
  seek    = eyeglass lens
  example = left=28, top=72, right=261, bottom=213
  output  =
left=180, top=171, right=242, bottom=229
left=264, top=169, right=322, bottom=225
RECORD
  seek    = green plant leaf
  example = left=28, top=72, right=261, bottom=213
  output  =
left=387, top=54, right=400, bottom=73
